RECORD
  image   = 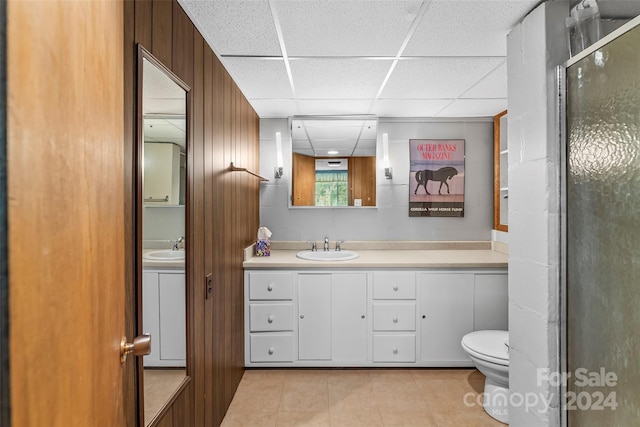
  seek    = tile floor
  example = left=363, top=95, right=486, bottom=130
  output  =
left=221, top=368, right=505, bottom=426
left=144, top=369, right=187, bottom=424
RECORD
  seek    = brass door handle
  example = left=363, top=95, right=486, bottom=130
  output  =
left=120, top=333, right=151, bottom=363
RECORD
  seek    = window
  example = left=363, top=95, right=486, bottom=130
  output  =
left=315, top=170, right=348, bottom=207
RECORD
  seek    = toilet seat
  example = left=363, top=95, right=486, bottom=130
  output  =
left=461, top=330, right=509, bottom=366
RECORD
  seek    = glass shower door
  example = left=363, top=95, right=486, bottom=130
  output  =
left=566, top=20, right=640, bottom=426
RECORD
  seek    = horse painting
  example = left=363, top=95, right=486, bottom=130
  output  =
left=414, top=166, right=458, bottom=195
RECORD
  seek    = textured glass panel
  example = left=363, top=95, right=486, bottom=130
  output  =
left=566, top=25, right=640, bottom=425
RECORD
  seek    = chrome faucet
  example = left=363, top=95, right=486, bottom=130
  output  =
left=324, top=236, right=330, bottom=252
left=308, top=241, right=317, bottom=251
left=172, top=236, right=184, bottom=251
left=335, top=240, right=345, bottom=251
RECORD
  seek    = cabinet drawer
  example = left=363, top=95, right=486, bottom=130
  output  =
left=250, top=334, right=294, bottom=362
left=250, top=303, right=294, bottom=332
left=373, top=334, right=416, bottom=362
left=373, top=272, right=416, bottom=299
left=249, top=272, right=293, bottom=300
left=373, top=303, right=416, bottom=331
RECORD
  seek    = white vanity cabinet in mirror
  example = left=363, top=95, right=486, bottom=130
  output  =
left=142, top=268, right=186, bottom=367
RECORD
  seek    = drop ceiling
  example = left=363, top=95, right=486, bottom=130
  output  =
left=178, top=0, right=542, bottom=119
left=178, top=1, right=640, bottom=119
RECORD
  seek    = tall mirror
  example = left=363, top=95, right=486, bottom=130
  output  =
left=137, top=46, right=189, bottom=426
left=290, top=117, right=377, bottom=207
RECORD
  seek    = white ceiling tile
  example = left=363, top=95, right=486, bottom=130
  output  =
left=297, top=100, right=373, bottom=116
left=306, top=125, right=363, bottom=140
left=222, top=58, right=293, bottom=99
left=180, top=0, right=281, bottom=56
left=357, top=139, right=377, bottom=150
left=437, top=99, right=507, bottom=117
left=404, top=1, right=539, bottom=56
left=274, top=0, right=423, bottom=56
left=353, top=148, right=377, bottom=157
left=462, top=62, right=507, bottom=99
left=291, top=59, right=392, bottom=99
left=371, top=99, right=452, bottom=117
left=249, top=99, right=298, bottom=118
left=381, top=58, right=504, bottom=99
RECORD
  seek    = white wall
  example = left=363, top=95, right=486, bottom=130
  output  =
left=507, top=2, right=569, bottom=425
left=143, top=206, right=185, bottom=242
left=259, top=117, right=496, bottom=242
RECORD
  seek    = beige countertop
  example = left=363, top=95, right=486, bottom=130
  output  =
left=243, top=241, right=508, bottom=269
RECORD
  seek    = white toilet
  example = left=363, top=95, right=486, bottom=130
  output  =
left=461, top=330, right=510, bottom=424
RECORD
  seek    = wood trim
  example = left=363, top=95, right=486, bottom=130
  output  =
left=123, top=1, right=138, bottom=426
left=0, top=1, right=8, bottom=424
left=493, top=110, right=508, bottom=232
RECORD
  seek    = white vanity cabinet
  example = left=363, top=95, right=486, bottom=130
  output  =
left=298, top=274, right=332, bottom=360
left=143, top=268, right=186, bottom=367
left=372, top=271, right=416, bottom=363
left=331, top=273, right=367, bottom=362
left=419, top=273, right=475, bottom=365
left=474, top=273, right=509, bottom=331
left=247, top=272, right=294, bottom=363
left=244, top=268, right=507, bottom=367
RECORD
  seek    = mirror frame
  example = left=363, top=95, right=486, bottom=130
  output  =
left=136, top=44, right=192, bottom=426
left=288, top=115, right=379, bottom=208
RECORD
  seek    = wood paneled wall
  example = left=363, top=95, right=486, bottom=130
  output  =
left=124, top=1, right=260, bottom=426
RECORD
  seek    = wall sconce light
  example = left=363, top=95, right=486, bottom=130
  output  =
left=382, top=133, right=392, bottom=179
left=275, top=131, right=284, bottom=179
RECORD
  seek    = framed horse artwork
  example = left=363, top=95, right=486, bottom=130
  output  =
left=409, top=139, right=465, bottom=217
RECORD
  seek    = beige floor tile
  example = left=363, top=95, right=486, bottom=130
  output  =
left=221, top=411, right=278, bottom=427
left=228, top=381, right=283, bottom=412
left=329, top=383, right=378, bottom=412
left=329, top=409, right=384, bottom=427
left=242, top=369, right=288, bottom=385
left=275, top=411, right=330, bottom=427
left=379, top=410, right=439, bottom=426
left=222, top=368, right=499, bottom=426
left=414, top=378, right=471, bottom=413
left=410, top=368, right=476, bottom=381
left=280, top=383, right=329, bottom=412
left=432, top=408, right=506, bottom=426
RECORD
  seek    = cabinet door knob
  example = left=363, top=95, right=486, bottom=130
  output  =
left=361, top=314, right=365, bottom=319
left=392, top=316, right=398, bottom=323
left=392, top=347, right=398, bottom=355
left=267, top=283, right=273, bottom=292
left=267, top=315, right=274, bottom=324
left=300, top=315, right=304, bottom=319
left=422, top=314, right=426, bottom=319
left=268, top=347, right=274, bottom=355
left=392, top=284, right=399, bottom=291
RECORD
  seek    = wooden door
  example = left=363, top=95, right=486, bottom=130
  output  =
left=298, top=274, right=331, bottom=360
left=292, top=153, right=315, bottom=206
left=7, top=1, right=128, bottom=426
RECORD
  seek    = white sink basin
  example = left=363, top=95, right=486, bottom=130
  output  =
left=296, top=250, right=359, bottom=261
left=143, top=250, right=185, bottom=261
